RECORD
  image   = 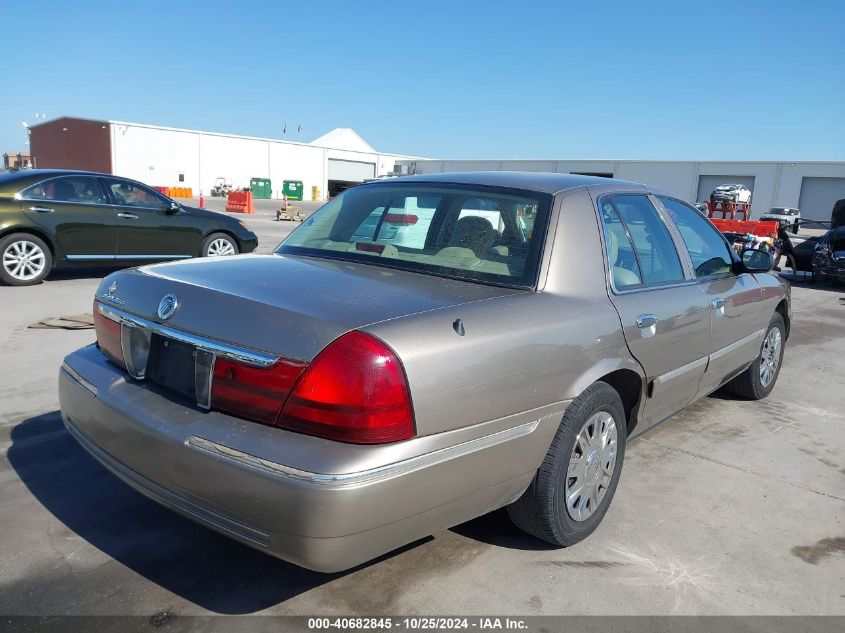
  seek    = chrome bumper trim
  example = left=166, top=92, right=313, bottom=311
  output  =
left=186, top=413, right=556, bottom=489
left=96, top=302, right=282, bottom=367
left=61, top=363, right=98, bottom=396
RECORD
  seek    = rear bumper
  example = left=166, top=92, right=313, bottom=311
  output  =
left=59, top=345, right=562, bottom=572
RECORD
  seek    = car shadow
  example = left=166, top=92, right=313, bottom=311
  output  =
left=46, top=265, right=128, bottom=282
left=449, top=508, right=559, bottom=551
left=6, top=411, right=432, bottom=614
left=705, top=387, right=745, bottom=402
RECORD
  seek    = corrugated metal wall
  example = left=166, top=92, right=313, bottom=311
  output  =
left=402, top=159, right=845, bottom=220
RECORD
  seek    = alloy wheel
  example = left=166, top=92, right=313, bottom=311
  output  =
left=207, top=238, right=236, bottom=256
left=2, top=240, right=46, bottom=281
left=565, top=410, right=618, bottom=522
left=759, top=327, right=782, bottom=388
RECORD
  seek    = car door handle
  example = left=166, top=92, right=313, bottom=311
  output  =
left=711, top=298, right=726, bottom=316
left=29, top=206, right=54, bottom=213
left=117, top=212, right=139, bottom=219
left=635, top=314, right=657, bottom=338
left=635, top=314, right=657, bottom=329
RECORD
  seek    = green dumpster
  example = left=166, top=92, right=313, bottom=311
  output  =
left=250, top=178, right=272, bottom=199
left=282, top=180, right=303, bottom=201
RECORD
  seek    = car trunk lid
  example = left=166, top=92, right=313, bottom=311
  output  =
left=95, top=253, right=522, bottom=362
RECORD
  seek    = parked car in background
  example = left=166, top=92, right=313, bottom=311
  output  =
left=832, top=199, right=845, bottom=230
left=710, top=184, right=752, bottom=205
left=812, top=227, right=845, bottom=283
left=760, top=207, right=801, bottom=233
left=779, top=229, right=819, bottom=276
left=60, top=172, right=790, bottom=572
left=0, top=170, right=257, bottom=285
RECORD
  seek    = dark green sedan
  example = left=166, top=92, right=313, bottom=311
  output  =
left=0, top=169, right=258, bottom=285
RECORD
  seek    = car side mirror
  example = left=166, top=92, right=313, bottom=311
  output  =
left=740, top=248, right=774, bottom=273
left=166, top=201, right=182, bottom=215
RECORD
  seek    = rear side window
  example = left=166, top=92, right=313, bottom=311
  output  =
left=601, top=195, right=685, bottom=289
left=659, top=197, right=733, bottom=277
left=21, top=177, right=107, bottom=204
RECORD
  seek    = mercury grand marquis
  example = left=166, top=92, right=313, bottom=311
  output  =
left=59, top=172, right=790, bottom=572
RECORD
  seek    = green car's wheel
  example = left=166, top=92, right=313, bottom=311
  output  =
left=0, top=233, right=52, bottom=286
left=202, top=233, right=239, bottom=257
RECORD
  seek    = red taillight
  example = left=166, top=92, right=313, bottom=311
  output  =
left=383, top=213, right=418, bottom=225
left=278, top=331, right=415, bottom=444
left=212, top=357, right=306, bottom=425
left=93, top=303, right=125, bottom=369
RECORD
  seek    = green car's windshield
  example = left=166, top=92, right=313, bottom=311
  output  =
left=277, top=183, right=552, bottom=288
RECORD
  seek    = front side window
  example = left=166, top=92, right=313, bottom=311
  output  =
left=21, top=177, right=107, bottom=204
left=601, top=194, right=685, bottom=289
left=107, top=179, right=169, bottom=210
left=278, top=183, right=551, bottom=288
left=659, top=197, right=733, bottom=277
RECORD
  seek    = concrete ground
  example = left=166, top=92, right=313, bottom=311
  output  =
left=0, top=211, right=843, bottom=617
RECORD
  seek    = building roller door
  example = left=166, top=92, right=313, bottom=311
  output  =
left=798, top=177, right=845, bottom=224
left=328, top=159, right=375, bottom=182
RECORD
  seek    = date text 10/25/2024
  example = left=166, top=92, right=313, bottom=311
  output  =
left=307, top=618, right=528, bottom=630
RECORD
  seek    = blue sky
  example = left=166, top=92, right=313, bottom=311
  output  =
left=4, top=0, right=844, bottom=160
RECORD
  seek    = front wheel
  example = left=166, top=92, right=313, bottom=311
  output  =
left=507, top=381, right=627, bottom=546
left=725, top=312, right=785, bottom=399
left=201, top=233, right=239, bottom=257
left=0, top=233, right=53, bottom=286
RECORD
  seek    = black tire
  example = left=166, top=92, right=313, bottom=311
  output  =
left=0, top=233, right=53, bottom=286
left=724, top=312, right=786, bottom=400
left=201, top=232, right=239, bottom=257
left=507, top=381, right=627, bottom=547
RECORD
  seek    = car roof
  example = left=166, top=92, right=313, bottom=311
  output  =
left=0, top=169, right=141, bottom=196
left=0, top=168, right=108, bottom=182
left=371, top=171, right=646, bottom=195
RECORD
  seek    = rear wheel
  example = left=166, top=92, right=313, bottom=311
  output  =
left=0, top=233, right=52, bottom=286
left=202, top=233, right=239, bottom=257
left=507, top=381, right=627, bottom=546
left=725, top=312, right=785, bottom=400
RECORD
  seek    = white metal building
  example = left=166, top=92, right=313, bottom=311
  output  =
left=29, top=116, right=417, bottom=201
left=398, top=159, right=845, bottom=222
left=110, top=122, right=418, bottom=200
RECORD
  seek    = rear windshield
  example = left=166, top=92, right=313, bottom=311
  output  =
left=277, top=183, right=551, bottom=288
